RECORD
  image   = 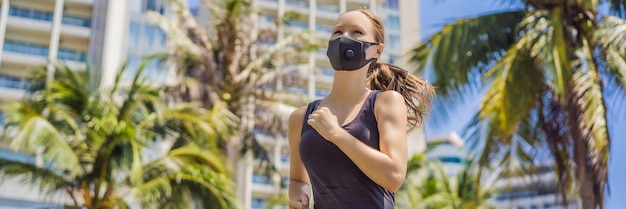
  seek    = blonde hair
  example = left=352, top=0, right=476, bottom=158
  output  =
left=356, top=9, right=435, bottom=130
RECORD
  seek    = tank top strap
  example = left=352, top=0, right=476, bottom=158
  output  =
left=368, top=90, right=382, bottom=110
left=302, top=99, right=321, bottom=126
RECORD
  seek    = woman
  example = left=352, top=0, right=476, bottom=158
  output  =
left=288, top=9, right=434, bottom=209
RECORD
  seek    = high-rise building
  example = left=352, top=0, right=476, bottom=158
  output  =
left=192, top=0, right=421, bottom=208
left=424, top=133, right=580, bottom=209
left=425, top=132, right=467, bottom=177
left=495, top=164, right=581, bottom=209
left=0, top=0, right=169, bottom=207
left=0, top=0, right=100, bottom=207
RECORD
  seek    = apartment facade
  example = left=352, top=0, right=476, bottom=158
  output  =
left=424, top=133, right=580, bottom=209
left=0, top=0, right=170, bottom=207
left=495, top=165, right=581, bottom=209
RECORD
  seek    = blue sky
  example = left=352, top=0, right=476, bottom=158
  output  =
left=419, top=1, right=625, bottom=208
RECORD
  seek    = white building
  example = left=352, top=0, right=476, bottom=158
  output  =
left=495, top=164, right=581, bottom=209
left=0, top=0, right=169, bottom=207
left=425, top=132, right=467, bottom=177
left=423, top=133, right=580, bottom=209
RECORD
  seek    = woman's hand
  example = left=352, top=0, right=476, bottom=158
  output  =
left=307, top=107, right=342, bottom=141
left=288, top=193, right=309, bottom=209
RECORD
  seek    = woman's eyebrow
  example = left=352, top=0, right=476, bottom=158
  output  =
left=332, top=24, right=365, bottom=31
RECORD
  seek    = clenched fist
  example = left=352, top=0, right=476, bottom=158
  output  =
left=289, top=193, right=309, bottom=209
left=307, top=107, right=342, bottom=141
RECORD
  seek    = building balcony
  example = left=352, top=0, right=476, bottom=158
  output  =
left=2, top=40, right=87, bottom=69
left=251, top=184, right=278, bottom=198
left=66, top=0, right=95, bottom=5
left=6, top=6, right=91, bottom=38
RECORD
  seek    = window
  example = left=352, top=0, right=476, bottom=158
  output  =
left=320, top=68, right=334, bottom=76
left=437, top=156, right=462, bottom=163
left=129, top=22, right=141, bottom=44
left=280, top=152, right=289, bottom=163
left=251, top=198, right=268, bottom=209
left=286, top=0, right=309, bottom=8
left=0, top=111, right=4, bottom=125
left=252, top=173, right=272, bottom=185
left=259, top=15, right=275, bottom=27
left=0, top=74, right=33, bottom=90
left=287, top=20, right=308, bottom=29
left=382, top=0, right=399, bottom=9
left=2, top=39, right=86, bottom=62
left=384, top=15, right=400, bottom=31
left=316, top=24, right=333, bottom=33
left=315, top=89, right=330, bottom=98
left=387, top=35, right=400, bottom=51
left=8, top=6, right=90, bottom=28
left=62, top=14, right=92, bottom=27
left=317, top=3, right=339, bottom=13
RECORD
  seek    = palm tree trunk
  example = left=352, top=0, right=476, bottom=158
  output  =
left=566, top=90, right=599, bottom=209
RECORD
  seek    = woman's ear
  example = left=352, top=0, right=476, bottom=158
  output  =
left=367, top=43, right=384, bottom=59
left=375, top=43, right=385, bottom=58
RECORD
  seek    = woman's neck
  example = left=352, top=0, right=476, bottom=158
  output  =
left=326, top=69, right=370, bottom=103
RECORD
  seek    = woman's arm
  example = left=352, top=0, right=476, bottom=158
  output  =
left=307, top=91, right=408, bottom=192
left=288, top=107, right=312, bottom=208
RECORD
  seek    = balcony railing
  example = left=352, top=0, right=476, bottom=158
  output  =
left=7, top=6, right=91, bottom=27
left=0, top=74, right=32, bottom=90
left=286, top=0, right=309, bottom=8
left=4, top=40, right=87, bottom=62
left=252, top=173, right=273, bottom=185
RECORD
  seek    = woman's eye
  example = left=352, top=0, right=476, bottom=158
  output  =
left=354, top=30, right=363, bottom=35
left=333, top=31, right=342, bottom=34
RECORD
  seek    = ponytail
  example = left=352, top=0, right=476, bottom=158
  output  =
left=367, top=62, right=435, bottom=130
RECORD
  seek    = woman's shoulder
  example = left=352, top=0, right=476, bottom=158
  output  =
left=373, top=90, right=406, bottom=112
left=288, top=104, right=309, bottom=126
left=289, top=106, right=307, bottom=118
left=374, top=90, right=404, bottom=104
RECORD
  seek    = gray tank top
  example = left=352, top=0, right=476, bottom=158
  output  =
left=299, top=90, right=394, bottom=209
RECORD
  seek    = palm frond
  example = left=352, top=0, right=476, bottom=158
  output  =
left=516, top=9, right=574, bottom=100
left=409, top=11, right=525, bottom=128
left=480, top=43, right=544, bottom=140
left=566, top=38, right=610, bottom=207
left=409, top=10, right=525, bottom=96
left=0, top=159, right=73, bottom=193
left=235, top=31, right=317, bottom=85
left=142, top=102, right=238, bottom=150
left=595, top=16, right=626, bottom=95
left=4, top=111, right=82, bottom=177
left=465, top=30, right=545, bottom=165
left=134, top=164, right=236, bottom=209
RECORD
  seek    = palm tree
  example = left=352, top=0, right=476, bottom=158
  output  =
left=0, top=63, right=239, bottom=209
left=146, top=0, right=316, bottom=176
left=396, top=153, right=500, bottom=209
left=410, top=0, right=626, bottom=208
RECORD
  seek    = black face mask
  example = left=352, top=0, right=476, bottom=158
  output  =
left=326, top=36, right=380, bottom=71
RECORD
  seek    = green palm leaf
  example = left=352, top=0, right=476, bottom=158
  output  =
left=0, top=159, right=73, bottom=193
left=565, top=38, right=610, bottom=207
left=595, top=16, right=626, bottom=93
left=135, top=145, right=235, bottom=209
left=5, top=111, right=82, bottom=178
left=410, top=11, right=525, bottom=97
